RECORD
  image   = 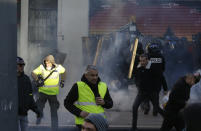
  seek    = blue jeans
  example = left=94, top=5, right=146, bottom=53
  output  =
left=18, top=115, right=28, bottom=131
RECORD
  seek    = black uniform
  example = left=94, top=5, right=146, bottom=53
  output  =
left=183, top=103, right=201, bottom=131
left=142, top=44, right=168, bottom=115
left=160, top=76, right=191, bottom=131
left=132, top=61, right=164, bottom=130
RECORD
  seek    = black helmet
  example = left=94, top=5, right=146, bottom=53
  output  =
left=17, top=56, right=25, bottom=65
left=147, top=43, right=160, bottom=54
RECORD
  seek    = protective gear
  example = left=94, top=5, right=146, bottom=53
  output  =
left=60, top=80, right=65, bottom=88
left=74, top=81, right=107, bottom=125
left=32, top=64, right=65, bottom=95
left=17, top=56, right=25, bottom=65
left=46, top=67, right=51, bottom=70
left=145, top=42, right=167, bottom=117
left=147, top=43, right=161, bottom=54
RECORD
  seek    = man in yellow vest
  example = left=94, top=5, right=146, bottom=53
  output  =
left=64, top=65, right=113, bottom=130
left=32, top=55, right=66, bottom=131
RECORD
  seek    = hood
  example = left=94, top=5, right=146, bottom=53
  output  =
left=43, top=55, right=56, bottom=65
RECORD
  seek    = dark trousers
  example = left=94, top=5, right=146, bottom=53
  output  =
left=132, top=91, right=164, bottom=130
left=162, top=74, right=168, bottom=91
left=36, top=92, right=60, bottom=131
left=143, top=76, right=167, bottom=114
left=160, top=117, right=184, bottom=131
left=141, top=91, right=160, bottom=115
left=76, top=125, right=82, bottom=131
left=160, top=104, right=185, bottom=131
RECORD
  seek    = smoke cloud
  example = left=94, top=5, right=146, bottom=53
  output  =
left=18, top=0, right=201, bottom=129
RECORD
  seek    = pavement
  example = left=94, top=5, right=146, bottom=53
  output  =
left=28, top=110, right=164, bottom=130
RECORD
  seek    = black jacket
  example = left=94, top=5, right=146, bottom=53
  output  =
left=165, top=76, right=191, bottom=112
left=168, top=76, right=191, bottom=105
left=148, top=52, right=165, bottom=76
left=18, top=72, right=39, bottom=116
left=64, top=75, right=113, bottom=117
left=135, top=61, right=158, bottom=92
left=148, top=52, right=167, bottom=91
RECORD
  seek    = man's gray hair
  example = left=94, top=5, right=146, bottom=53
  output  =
left=85, top=65, right=98, bottom=74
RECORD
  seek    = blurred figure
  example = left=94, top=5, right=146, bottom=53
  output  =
left=160, top=74, right=200, bottom=131
left=82, top=114, right=109, bottom=131
left=31, top=55, right=66, bottom=131
left=17, top=57, right=41, bottom=131
left=189, top=70, right=201, bottom=103
left=64, top=65, right=113, bottom=130
left=132, top=54, right=164, bottom=131
left=183, top=103, right=201, bottom=131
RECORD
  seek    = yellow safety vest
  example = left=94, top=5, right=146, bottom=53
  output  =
left=74, top=81, right=107, bottom=125
left=33, top=64, right=65, bottom=95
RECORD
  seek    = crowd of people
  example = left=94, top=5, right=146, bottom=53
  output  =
left=17, top=55, right=112, bottom=131
left=150, top=31, right=201, bottom=89
left=17, top=33, right=201, bottom=131
left=92, top=29, right=201, bottom=91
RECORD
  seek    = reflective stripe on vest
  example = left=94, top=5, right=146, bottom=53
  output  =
left=74, top=102, right=96, bottom=106
left=74, top=81, right=107, bottom=125
left=39, top=65, right=60, bottom=95
left=43, top=84, right=59, bottom=88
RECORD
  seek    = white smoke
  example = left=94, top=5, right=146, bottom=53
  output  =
left=110, top=85, right=137, bottom=111
left=19, top=0, right=201, bottom=129
left=21, top=0, right=89, bottom=127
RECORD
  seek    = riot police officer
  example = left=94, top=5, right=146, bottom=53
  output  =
left=143, top=42, right=168, bottom=116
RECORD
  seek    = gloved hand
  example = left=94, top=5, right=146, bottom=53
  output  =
left=60, top=80, right=65, bottom=88
left=35, top=75, right=44, bottom=87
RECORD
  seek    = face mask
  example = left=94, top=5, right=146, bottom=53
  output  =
left=46, top=67, right=51, bottom=70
